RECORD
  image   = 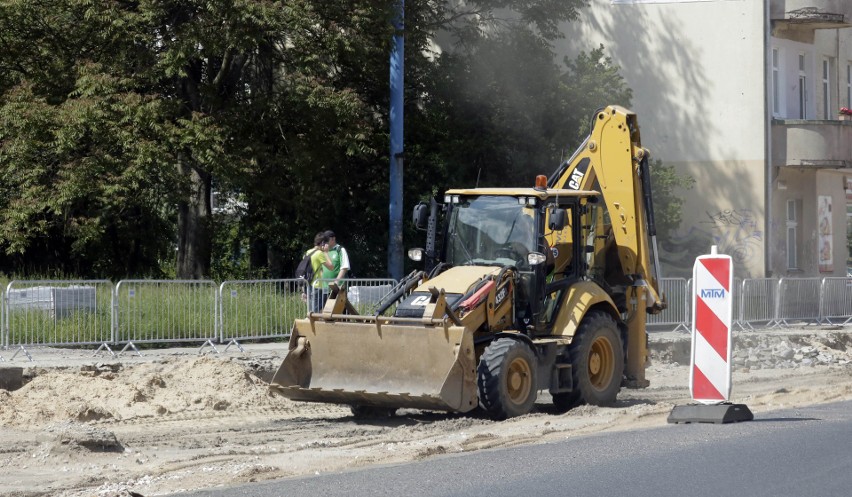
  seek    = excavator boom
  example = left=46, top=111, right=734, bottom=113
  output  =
left=547, top=105, right=666, bottom=386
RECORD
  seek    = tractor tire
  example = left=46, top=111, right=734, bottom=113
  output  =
left=558, top=311, right=624, bottom=410
left=477, top=338, right=538, bottom=420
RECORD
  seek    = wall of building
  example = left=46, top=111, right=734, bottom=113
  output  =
left=771, top=168, right=849, bottom=277
left=555, top=0, right=767, bottom=277
left=771, top=22, right=852, bottom=277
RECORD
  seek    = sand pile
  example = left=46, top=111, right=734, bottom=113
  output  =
left=0, top=356, right=289, bottom=427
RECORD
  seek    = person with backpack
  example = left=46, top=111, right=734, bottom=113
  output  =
left=320, top=230, right=351, bottom=305
left=298, top=232, right=335, bottom=313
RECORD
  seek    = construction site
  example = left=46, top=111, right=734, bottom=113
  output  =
left=0, top=326, right=850, bottom=496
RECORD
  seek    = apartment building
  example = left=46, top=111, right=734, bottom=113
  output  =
left=557, top=0, right=852, bottom=279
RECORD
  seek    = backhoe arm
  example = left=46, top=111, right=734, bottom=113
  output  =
left=548, top=105, right=665, bottom=313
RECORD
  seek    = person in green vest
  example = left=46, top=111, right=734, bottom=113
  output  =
left=307, top=232, right=334, bottom=313
left=320, top=230, right=351, bottom=307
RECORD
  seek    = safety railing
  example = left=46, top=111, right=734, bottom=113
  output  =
left=315, top=278, right=398, bottom=316
left=818, top=277, right=852, bottom=325
left=777, top=278, right=823, bottom=326
left=647, top=278, right=690, bottom=332
left=114, top=280, right=218, bottom=355
left=3, top=280, right=114, bottom=360
left=218, top=279, right=305, bottom=351
left=217, top=278, right=397, bottom=351
left=0, top=276, right=849, bottom=360
left=738, top=278, right=780, bottom=330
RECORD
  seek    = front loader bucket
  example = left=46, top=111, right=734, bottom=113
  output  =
left=270, top=317, right=479, bottom=412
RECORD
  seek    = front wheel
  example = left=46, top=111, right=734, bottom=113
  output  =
left=561, top=311, right=624, bottom=410
left=477, top=338, right=538, bottom=420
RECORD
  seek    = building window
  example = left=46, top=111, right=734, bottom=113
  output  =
left=847, top=63, right=851, bottom=107
left=772, top=48, right=781, bottom=116
left=822, top=58, right=832, bottom=120
left=799, top=54, right=807, bottom=119
left=786, top=199, right=798, bottom=270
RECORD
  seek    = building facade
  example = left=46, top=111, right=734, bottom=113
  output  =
left=557, top=0, right=852, bottom=279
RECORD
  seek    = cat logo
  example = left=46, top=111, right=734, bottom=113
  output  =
left=410, top=295, right=431, bottom=306
left=568, top=169, right=585, bottom=190
left=566, top=157, right=590, bottom=190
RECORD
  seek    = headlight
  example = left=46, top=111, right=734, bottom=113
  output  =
left=527, top=252, right=547, bottom=266
left=408, top=248, right=424, bottom=262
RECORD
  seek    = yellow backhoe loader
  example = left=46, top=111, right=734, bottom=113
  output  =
left=270, top=105, right=666, bottom=419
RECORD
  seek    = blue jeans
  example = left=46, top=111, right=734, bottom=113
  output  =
left=309, top=287, right=325, bottom=313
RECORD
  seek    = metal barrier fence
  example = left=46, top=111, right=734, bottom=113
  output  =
left=0, top=276, right=849, bottom=360
left=647, top=278, right=689, bottom=331
left=820, top=278, right=852, bottom=325
left=3, top=280, right=114, bottom=360
left=777, top=278, right=823, bottom=326
left=218, top=279, right=305, bottom=350
left=320, top=278, right=398, bottom=316
left=739, top=278, right=780, bottom=330
left=217, top=278, right=398, bottom=350
left=114, top=280, right=218, bottom=354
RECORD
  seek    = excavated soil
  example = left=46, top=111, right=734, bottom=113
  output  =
left=1, top=326, right=851, bottom=496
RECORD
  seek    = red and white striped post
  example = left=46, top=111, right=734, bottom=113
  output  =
left=690, top=246, right=733, bottom=404
left=668, top=246, right=753, bottom=424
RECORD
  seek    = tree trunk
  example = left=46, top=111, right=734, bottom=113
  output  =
left=176, top=160, right=212, bottom=279
left=249, top=236, right=268, bottom=272
left=268, top=245, right=284, bottom=278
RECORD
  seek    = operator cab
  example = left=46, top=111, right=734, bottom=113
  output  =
left=409, top=175, right=602, bottom=333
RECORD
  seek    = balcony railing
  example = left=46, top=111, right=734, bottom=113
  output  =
left=770, top=1, right=852, bottom=29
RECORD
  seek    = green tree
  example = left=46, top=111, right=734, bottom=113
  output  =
left=648, top=159, right=695, bottom=241
left=0, top=0, right=390, bottom=278
left=1, top=0, right=652, bottom=280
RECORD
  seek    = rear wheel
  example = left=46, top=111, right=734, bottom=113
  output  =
left=477, top=338, right=538, bottom=420
left=554, top=311, right=624, bottom=411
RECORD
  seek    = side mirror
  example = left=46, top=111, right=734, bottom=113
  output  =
left=527, top=252, right=547, bottom=266
left=548, top=208, right=567, bottom=231
left=412, top=202, right=429, bottom=230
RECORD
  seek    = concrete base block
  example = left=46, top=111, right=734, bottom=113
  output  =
left=0, top=367, right=24, bottom=391
left=667, top=403, right=754, bottom=424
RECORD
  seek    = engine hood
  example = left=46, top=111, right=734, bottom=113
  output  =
left=415, top=265, right=503, bottom=294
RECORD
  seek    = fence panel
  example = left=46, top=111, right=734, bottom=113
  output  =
left=738, top=278, right=780, bottom=329
left=114, top=280, right=217, bottom=349
left=331, top=278, right=398, bottom=316
left=777, top=278, right=822, bottom=326
left=4, top=280, right=114, bottom=358
left=730, top=277, right=743, bottom=329
left=647, top=278, right=689, bottom=331
left=820, top=278, right=852, bottom=325
left=219, top=279, right=306, bottom=345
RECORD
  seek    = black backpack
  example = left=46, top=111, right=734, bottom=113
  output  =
left=295, top=248, right=319, bottom=281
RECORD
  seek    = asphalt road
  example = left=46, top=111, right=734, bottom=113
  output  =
left=177, top=400, right=852, bottom=497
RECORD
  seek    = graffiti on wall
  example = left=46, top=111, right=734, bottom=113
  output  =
left=660, top=208, right=763, bottom=276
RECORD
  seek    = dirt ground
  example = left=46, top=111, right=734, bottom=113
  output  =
left=1, top=326, right=851, bottom=497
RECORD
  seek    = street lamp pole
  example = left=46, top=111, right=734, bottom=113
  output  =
left=388, top=0, right=405, bottom=280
